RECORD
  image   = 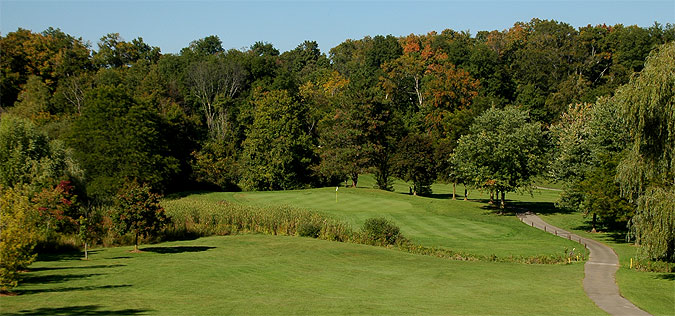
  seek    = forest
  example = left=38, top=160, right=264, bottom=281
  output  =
left=1, top=19, right=673, bottom=290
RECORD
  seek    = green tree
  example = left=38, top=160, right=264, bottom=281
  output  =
left=190, top=139, right=240, bottom=191
left=392, top=134, right=437, bottom=196
left=241, top=89, right=316, bottom=190
left=549, top=100, right=632, bottom=231
left=452, top=107, right=546, bottom=208
left=93, top=33, right=160, bottom=68
left=112, top=182, right=168, bottom=252
left=616, top=42, right=675, bottom=262
left=66, top=86, right=179, bottom=199
left=0, top=115, right=81, bottom=191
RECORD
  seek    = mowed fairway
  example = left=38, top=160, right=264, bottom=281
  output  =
left=2, top=235, right=604, bottom=315
left=190, top=176, right=582, bottom=258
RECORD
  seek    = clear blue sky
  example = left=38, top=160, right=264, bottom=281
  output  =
left=2, top=1, right=674, bottom=54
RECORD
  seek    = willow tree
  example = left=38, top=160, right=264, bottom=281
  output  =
left=616, top=42, right=674, bottom=262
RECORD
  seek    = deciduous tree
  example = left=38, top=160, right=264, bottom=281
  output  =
left=112, top=182, right=168, bottom=252
left=452, top=107, right=546, bottom=208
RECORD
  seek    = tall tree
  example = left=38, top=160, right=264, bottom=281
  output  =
left=616, top=42, right=675, bottom=262
left=392, top=133, right=437, bottom=195
left=66, top=86, right=179, bottom=199
left=241, top=89, right=316, bottom=190
left=452, top=107, right=547, bottom=208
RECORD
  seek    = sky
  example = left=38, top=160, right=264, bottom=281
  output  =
left=2, top=0, right=674, bottom=54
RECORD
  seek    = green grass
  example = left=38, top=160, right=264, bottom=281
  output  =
left=179, top=175, right=582, bottom=258
left=539, top=212, right=675, bottom=316
left=6, top=174, right=669, bottom=314
left=2, top=235, right=603, bottom=315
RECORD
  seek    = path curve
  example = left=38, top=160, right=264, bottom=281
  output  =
left=517, top=212, right=651, bottom=316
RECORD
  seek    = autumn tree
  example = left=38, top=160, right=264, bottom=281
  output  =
left=0, top=186, right=38, bottom=292
left=0, top=28, right=91, bottom=109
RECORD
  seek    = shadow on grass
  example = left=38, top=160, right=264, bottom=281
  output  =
left=9, top=304, right=147, bottom=315
left=36, top=250, right=100, bottom=262
left=22, top=273, right=103, bottom=285
left=655, top=273, right=675, bottom=281
left=15, top=284, right=131, bottom=295
left=29, top=264, right=125, bottom=272
left=164, top=189, right=235, bottom=200
left=140, top=246, right=215, bottom=254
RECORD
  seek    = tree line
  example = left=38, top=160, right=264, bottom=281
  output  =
left=1, top=19, right=673, bottom=290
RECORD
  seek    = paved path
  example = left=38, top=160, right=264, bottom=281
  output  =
left=517, top=212, right=651, bottom=316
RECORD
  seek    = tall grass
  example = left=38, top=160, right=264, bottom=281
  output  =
left=162, top=199, right=353, bottom=242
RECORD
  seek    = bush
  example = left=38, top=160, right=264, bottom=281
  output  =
left=297, top=222, right=322, bottom=238
left=361, top=217, right=403, bottom=246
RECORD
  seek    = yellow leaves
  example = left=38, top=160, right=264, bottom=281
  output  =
left=0, top=186, right=38, bottom=291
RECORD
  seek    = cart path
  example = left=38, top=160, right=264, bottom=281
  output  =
left=517, top=212, right=651, bottom=316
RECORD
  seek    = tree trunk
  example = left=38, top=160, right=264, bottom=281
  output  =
left=500, top=191, right=506, bottom=209
left=452, top=182, right=456, bottom=200
left=84, top=242, right=88, bottom=260
left=464, top=188, right=468, bottom=201
left=351, top=173, right=358, bottom=187
left=489, top=190, right=494, bottom=205
left=134, top=232, right=139, bottom=252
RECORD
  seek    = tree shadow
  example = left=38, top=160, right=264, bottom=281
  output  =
left=140, top=246, right=215, bottom=254
left=36, top=250, right=100, bottom=262
left=164, top=189, right=223, bottom=200
left=21, top=273, right=103, bottom=285
left=14, top=284, right=132, bottom=295
left=506, top=201, right=575, bottom=215
left=655, top=273, right=675, bottom=281
left=9, top=304, right=148, bottom=315
left=427, top=193, right=454, bottom=199
left=29, top=264, right=125, bottom=272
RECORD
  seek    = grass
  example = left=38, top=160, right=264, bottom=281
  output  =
left=539, top=212, right=675, bottom=316
left=176, top=175, right=583, bottom=259
left=4, top=174, right=669, bottom=314
left=1, top=235, right=603, bottom=315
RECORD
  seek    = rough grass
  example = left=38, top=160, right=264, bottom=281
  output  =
left=1, top=235, right=603, bottom=315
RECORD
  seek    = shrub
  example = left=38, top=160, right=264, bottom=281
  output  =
left=361, top=217, right=403, bottom=246
left=297, top=222, right=322, bottom=238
